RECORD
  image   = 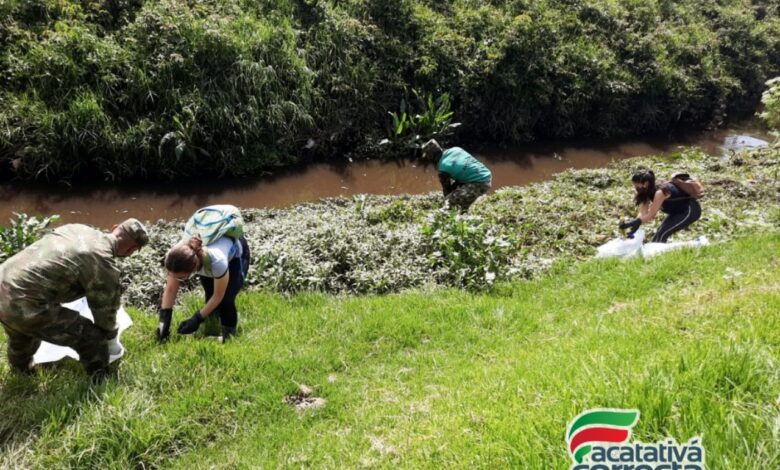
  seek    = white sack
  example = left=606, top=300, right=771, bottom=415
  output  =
left=641, top=236, right=710, bottom=258
left=32, top=297, right=132, bottom=365
left=596, top=229, right=645, bottom=259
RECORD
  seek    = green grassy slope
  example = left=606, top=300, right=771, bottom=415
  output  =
left=1, top=232, right=778, bottom=468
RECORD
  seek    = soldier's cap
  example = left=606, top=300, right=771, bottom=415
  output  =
left=118, top=218, right=149, bottom=247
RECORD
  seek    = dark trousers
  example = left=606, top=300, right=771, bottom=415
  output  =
left=446, top=181, right=491, bottom=212
left=0, top=302, right=109, bottom=374
left=199, top=237, right=250, bottom=328
left=652, top=200, right=702, bottom=243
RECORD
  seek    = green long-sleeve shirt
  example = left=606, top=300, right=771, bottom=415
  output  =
left=0, top=224, right=121, bottom=337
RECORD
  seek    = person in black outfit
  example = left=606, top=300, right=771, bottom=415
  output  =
left=619, top=170, right=702, bottom=243
left=158, top=236, right=250, bottom=342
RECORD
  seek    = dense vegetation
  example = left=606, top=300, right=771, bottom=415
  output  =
left=1, top=0, right=779, bottom=181
left=1, top=141, right=777, bottom=306
left=115, top=143, right=777, bottom=308
left=760, top=76, right=780, bottom=132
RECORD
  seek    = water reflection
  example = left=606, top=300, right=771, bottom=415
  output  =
left=0, top=127, right=769, bottom=228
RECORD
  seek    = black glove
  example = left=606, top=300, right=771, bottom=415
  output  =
left=177, top=310, right=204, bottom=335
left=157, top=308, right=173, bottom=342
left=85, top=360, right=112, bottom=385
left=619, top=218, right=642, bottom=233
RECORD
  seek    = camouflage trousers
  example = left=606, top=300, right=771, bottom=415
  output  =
left=446, top=181, right=491, bottom=212
left=0, top=293, right=110, bottom=374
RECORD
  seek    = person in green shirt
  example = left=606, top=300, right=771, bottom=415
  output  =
left=0, top=219, right=149, bottom=378
left=422, top=139, right=492, bottom=212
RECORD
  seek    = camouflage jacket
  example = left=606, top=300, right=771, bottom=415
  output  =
left=0, top=224, right=121, bottom=337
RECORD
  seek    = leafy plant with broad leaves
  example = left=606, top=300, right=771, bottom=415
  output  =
left=0, top=213, right=59, bottom=262
left=383, top=90, right=461, bottom=148
left=420, top=208, right=514, bottom=290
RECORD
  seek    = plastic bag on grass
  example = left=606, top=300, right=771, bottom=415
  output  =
left=32, top=297, right=132, bottom=365
left=641, top=236, right=710, bottom=258
left=596, top=229, right=645, bottom=259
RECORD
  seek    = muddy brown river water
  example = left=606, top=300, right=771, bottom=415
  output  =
left=0, top=126, right=770, bottom=228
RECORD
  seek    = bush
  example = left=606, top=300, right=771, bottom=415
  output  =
left=1, top=0, right=779, bottom=181
left=0, top=213, right=59, bottom=263
left=759, top=77, right=780, bottom=134
left=420, top=209, right=514, bottom=290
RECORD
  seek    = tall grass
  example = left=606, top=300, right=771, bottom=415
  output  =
left=0, top=0, right=779, bottom=180
left=0, top=233, right=777, bottom=468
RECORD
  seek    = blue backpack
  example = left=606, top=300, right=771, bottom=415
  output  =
left=182, top=205, right=246, bottom=275
left=183, top=205, right=245, bottom=245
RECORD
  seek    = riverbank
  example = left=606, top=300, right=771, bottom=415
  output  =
left=2, top=232, right=777, bottom=468
left=2, top=1, right=779, bottom=181
left=117, top=143, right=779, bottom=309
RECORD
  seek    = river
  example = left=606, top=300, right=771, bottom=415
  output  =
left=0, top=125, right=770, bottom=228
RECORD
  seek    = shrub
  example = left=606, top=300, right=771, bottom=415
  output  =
left=0, top=213, right=59, bottom=263
left=759, top=77, right=780, bottom=134
left=1, top=0, right=779, bottom=181
left=420, top=209, right=515, bottom=290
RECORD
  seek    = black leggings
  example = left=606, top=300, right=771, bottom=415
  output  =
left=199, top=237, right=250, bottom=328
left=652, top=200, right=701, bottom=243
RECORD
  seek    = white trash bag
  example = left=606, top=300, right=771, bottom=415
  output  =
left=596, top=229, right=645, bottom=259
left=32, top=297, right=132, bottom=365
left=641, top=236, right=710, bottom=258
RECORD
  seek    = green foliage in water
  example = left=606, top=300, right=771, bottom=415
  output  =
left=118, top=144, right=780, bottom=310
left=0, top=213, right=59, bottom=263
left=1, top=0, right=779, bottom=181
left=421, top=209, right=514, bottom=288
left=759, top=77, right=780, bottom=134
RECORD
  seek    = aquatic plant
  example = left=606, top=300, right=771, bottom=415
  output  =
left=3, top=144, right=776, bottom=311
left=117, top=145, right=780, bottom=310
left=384, top=90, right=460, bottom=149
left=420, top=209, right=514, bottom=289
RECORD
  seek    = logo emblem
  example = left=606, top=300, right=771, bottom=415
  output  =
left=566, top=409, right=639, bottom=463
left=566, top=408, right=705, bottom=469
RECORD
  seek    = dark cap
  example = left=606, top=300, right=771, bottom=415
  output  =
left=118, top=218, right=149, bottom=247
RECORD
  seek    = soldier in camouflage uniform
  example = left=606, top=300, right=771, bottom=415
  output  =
left=0, top=219, right=148, bottom=377
left=421, top=139, right=492, bottom=212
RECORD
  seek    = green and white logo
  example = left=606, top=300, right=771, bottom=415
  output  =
left=566, top=408, right=705, bottom=470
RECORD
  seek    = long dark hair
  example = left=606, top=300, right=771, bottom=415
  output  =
left=631, top=169, right=657, bottom=205
left=164, top=236, right=204, bottom=273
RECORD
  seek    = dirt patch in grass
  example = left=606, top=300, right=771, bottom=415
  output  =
left=284, top=384, right=326, bottom=412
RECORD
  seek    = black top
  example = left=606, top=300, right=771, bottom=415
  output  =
left=659, top=183, right=691, bottom=214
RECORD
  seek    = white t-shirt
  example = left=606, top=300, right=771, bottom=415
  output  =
left=195, top=237, right=242, bottom=279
